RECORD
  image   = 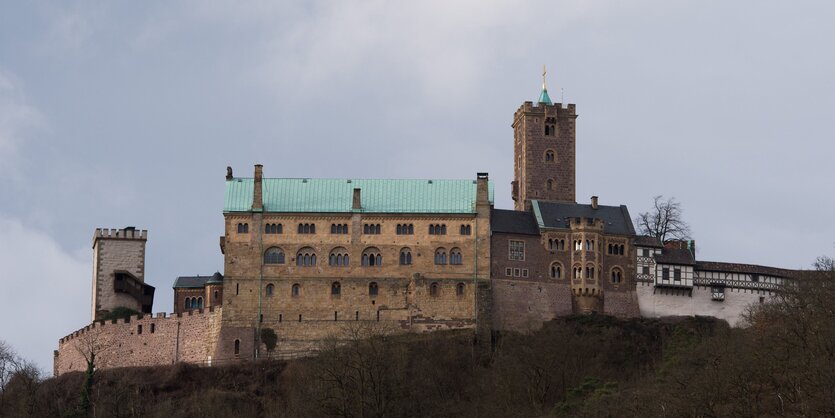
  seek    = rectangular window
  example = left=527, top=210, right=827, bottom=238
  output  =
left=521, top=269, right=529, bottom=278
left=674, top=268, right=681, bottom=281
left=712, top=286, right=725, bottom=301
left=509, top=240, right=525, bottom=261
left=642, top=266, right=650, bottom=275
left=505, top=267, right=512, bottom=277
left=662, top=267, right=670, bottom=280
left=513, top=268, right=521, bottom=277
left=642, top=248, right=650, bottom=257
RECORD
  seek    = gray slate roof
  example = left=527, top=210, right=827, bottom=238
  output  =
left=491, top=209, right=539, bottom=235
left=173, top=275, right=214, bottom=289
left=654, top=249, right=696, bottom=265
left=634, top=235, right=664, bottom=248
left=696, top=261, right=799, bottom=279
left=532, top=200, right=636, bottom=235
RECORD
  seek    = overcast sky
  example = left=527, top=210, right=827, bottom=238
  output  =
left=1, top=1, right=834, bottom=373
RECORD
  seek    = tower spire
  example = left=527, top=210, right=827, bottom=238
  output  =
left=538, top=65, right=553, bottom=105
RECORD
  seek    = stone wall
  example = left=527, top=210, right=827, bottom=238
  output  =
left=603, top=289, right=640, bottom=318
left=54, top=308, right=221, bottom=376
left=491, top=278, right=573, bottom=331
left=636, top=283, right=771, bottom=326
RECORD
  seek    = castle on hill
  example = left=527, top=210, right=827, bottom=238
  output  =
left=53, top=75, right=800, bottom=376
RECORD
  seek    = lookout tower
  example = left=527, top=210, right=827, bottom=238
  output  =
left=91, top=227, right=155, bottom=321
left=512, top=67, right=577, bottom=211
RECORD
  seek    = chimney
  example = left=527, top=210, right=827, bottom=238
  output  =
left=352, top=188, right=361, bottom=210
left=476, top=173, right=489, bottom=204
left=591, top=196, right=598, bottom=209
left=252, top=164, right=263, bottom=211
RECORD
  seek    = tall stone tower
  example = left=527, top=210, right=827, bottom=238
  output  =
left=91, top=227, right=155, bottom=321
left=512, top=68, right=577, bottom=211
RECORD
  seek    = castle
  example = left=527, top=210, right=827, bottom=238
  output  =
left=53, top=75, right=800, bottom=376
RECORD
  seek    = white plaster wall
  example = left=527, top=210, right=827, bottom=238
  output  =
left=636, top=283, right=772, bottom=327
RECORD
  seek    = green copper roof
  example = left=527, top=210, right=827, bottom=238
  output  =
left=225, top=178, right=494, bottom=214
left=538, top=87, right=553, bottom=105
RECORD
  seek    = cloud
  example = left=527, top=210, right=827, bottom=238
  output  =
left=0, top=215, right=89, bottom=375
left=0, top=70, right=43, bottom=178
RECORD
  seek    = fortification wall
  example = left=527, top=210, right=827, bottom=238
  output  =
left=636, top=283, right=772, bottom=326
left=603, top=290, right=641, bottom=318
left=54, top=307, right=221, bottom=376
left=491, top=279, right=573, bottom=332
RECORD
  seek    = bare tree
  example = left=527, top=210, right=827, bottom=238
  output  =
left=635, top=195, right=691, bottom=243
left=0, top=341, right=42, bottom=415
left=73, top=324, right=115, bottom=416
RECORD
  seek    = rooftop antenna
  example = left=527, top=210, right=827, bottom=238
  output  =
left=561, top=88, right=564, bottom=104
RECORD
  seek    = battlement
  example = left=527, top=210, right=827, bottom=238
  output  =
left=514, top=101, right=576, bottom=120
left=92, top=227, right=147, bottom=247
left=59, top=306, right=221, bottom=345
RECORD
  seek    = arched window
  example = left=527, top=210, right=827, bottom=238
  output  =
left=399, top=248, right=412, bottom=265
left=362, top=247, right=382, bottom=266
left=430, top=282, right=440, bottom=297
left=291, top=283, right=300, bottom=297
left=184, top=297, right=191, bottom=309
left=460, top=225, right=471, bottom=235
left=264, top=247, right=285, bottom=264
left=265, top=223, right=282, bottom=234
left=296, top=247, right=317, bottom=266
left=544, top=125, right=550, bottom=136
left=408, top=224, right=414, bottom=234
left=456, top=282, right=465, bottom=297
left=329, top=247, right=349, bottom=266
left=234, top=339, right=240, bottom=356
left=619, top=245, right=625, bottom=255
left=573, top=265, right=582, bottom=279
left=429, top=224, right=435, bottom=235
left=331, top=282, right=341, bottom=296
left=434, top=248, right=447, bottom=265
left=298, top=223, right=315, bottom=234
left=545, top=150, right=555, bottom=162
left=265, top=283, right=274, bottom=297
left=214, top=290, right=219, bottom=300
left=586, top=265, right=595, bottom=279
left=368, top=282, right=379, bottom=296
left=396, top=224, right=402, bottom=235
left=440, top=224, right=446, bottom=234
left=611, top=268, right=623, bottom=284
left=450, top=248, right=463, bottom=265
left=546, top=179, right=554, bottom=190
left=550, top=263, right=562, bottom=279
left=197, top=297, right=203, bottom=309
left=237, top=223, right=249, bottom=233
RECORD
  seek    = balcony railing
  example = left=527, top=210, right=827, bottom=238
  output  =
left=692, top=277, right=779, bottom=291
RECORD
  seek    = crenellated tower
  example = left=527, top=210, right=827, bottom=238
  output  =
left=91, top=227, right=155, bottom=321
left=512, top=67, right=577, bottom=210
